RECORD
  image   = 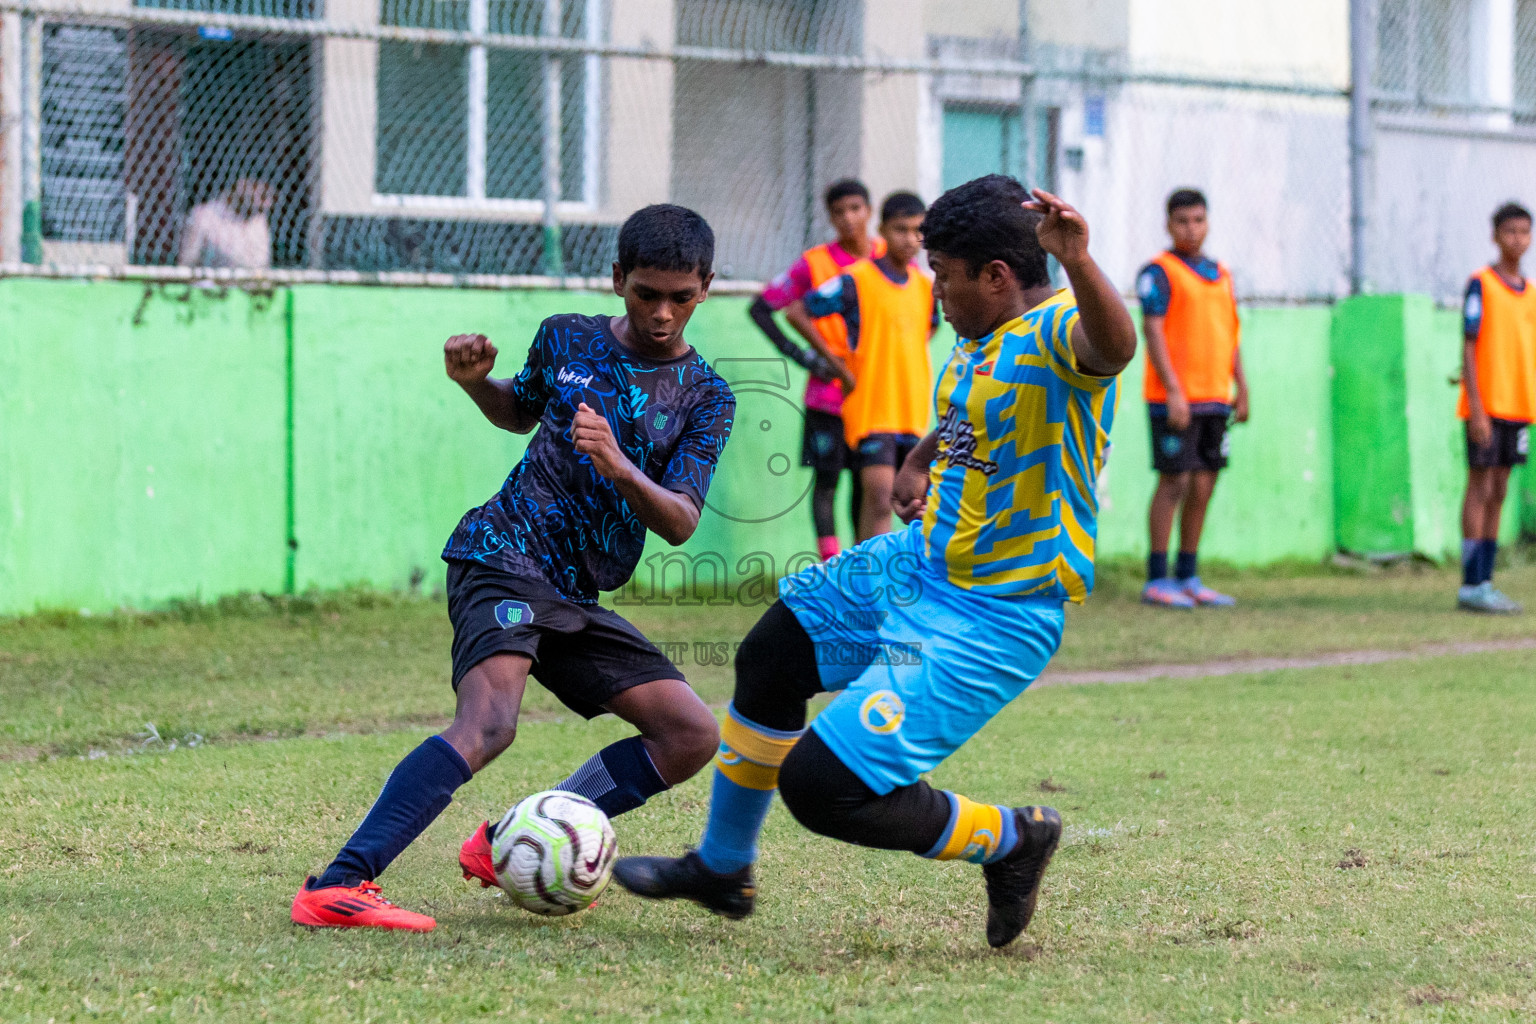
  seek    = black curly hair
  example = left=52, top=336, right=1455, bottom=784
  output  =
left=920, top=174, right=1049, bottom=289
left=617, top=203, right=715, bottom=279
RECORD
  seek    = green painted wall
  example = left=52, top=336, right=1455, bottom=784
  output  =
left=0, top=281, right=287, bottom=613
left=291, top=286, right=546, bottom=592
left=1095, top=305, right=1337, bottom=565
left=0, top=278, right=1523, bottom=615
left=1332, top=295, right=1415, bottom=553
left=1332, top=294, right=1523, bottom=559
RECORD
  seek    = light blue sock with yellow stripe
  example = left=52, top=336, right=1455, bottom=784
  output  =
left=921, top=792, right=1021, bottom=865
left=696, top=705, right=803, bottom=875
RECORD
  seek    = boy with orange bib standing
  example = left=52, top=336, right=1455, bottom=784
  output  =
left=1138, top=188, right=1248, bottom=609
left=799, top=192, right=938, bottom=539
left=749, top=179, right=884, bottom=561
left=1457, top=201, right=1535, bottom=613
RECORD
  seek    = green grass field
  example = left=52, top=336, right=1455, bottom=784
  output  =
left=2, top=564, right=1535, bottom=1021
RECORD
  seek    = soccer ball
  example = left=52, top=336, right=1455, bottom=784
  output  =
left=490, top=790, right=616, bottom=916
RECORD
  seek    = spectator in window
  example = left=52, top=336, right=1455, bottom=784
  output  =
left=178, top=178, right=275, bottom=269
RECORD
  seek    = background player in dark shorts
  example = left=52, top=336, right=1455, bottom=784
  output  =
left=1149, top=410, right=1230, bottom=475
left=853, top=431, right=921, bottom=474
left=291, top=204, right=736, bottom=933
left=1138, top=189, right=1249, bottom=609
left=800, top=408, right=862, bottom=533
left=1456, top=201, right=1533, bottom=613
left=749, top=179, right=879, bottom=561
left=1466, top=418, right=1529, bottom=470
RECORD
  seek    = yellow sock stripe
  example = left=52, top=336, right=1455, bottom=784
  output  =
left=933, top=797, right=1006, bottom=863
left=714, top=753, right=781, bottom=791
left=720, top=714, right=799, bottom=767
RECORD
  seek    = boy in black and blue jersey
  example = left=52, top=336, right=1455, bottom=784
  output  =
left=291, top=205, right=736, bottom=932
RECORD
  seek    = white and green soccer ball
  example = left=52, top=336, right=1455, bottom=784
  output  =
left=490, top=790, right=617, bottom=916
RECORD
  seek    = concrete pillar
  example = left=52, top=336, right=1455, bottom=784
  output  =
left=1473, top=0, right=1516, bottom=126
left=606, top=0, right=672, bottom=215
left=319, top=0, right=378, bottom=214
left=860, top=0, right=925, bottom=202
left=1, top=15, right=21, bottom=263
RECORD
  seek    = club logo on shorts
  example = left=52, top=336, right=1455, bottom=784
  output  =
left=494, top=600, right=534, bottom=628
left=1161, top=435, right=1183, bottom=456
left=1220, top=432, right=1233, bottom=458
left=859, top=690, right=905, bottom=734
left=1519, top=427, right=1530, bottom=456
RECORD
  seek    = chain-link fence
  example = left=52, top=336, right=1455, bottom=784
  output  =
left=0, top=0, right=1532, bottom=300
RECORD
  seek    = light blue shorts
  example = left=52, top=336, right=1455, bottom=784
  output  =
left=779, top=523, right=1064, bottom=795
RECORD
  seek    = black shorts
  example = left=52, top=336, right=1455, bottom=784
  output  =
left=445, top=560, right=684, bottom=719
left=1150, top=412, right=1231, bottom=474
left=853, top=432, right=921, bottom=471
left=801, top=408, right=853, bottom=475
left=1467, top=418, right=1531, bottom=469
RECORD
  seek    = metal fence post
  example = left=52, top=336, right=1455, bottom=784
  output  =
left=541, top=0, right=564, bottom=278
left=19, top=12, right=42, bottom=264
left=1349, top=0, right=1374, bottom=295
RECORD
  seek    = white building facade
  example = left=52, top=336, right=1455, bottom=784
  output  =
left=0, top=0, right=1532, bottom=299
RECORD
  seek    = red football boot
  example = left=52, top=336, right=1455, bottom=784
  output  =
left=459, top=820, right=501, bottom=889
left=290, top=878, right=436, bottom=932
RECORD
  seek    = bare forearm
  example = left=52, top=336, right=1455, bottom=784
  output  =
left=1232, top=347, right=1248, bottom=391
left=612, top=470, right=701, bottom=546
left=461, top=377, right=537, bottom=433
left=903, top=430, right=940, bottom=474
left=1143, top=319, right=1182, bottom=395
left=1464, top=340, right=1484, bottom=416
left=1062, top=256, right=1136, bottom=376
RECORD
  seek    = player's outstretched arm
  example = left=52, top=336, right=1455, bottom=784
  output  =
left=445, top=333, right=540, bottom=434
left=1022, top=190, right=1137, bottom=377
left=571, top=403, right=702, bottom=545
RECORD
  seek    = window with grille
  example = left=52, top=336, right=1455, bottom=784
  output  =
left=375, top=0, right=598, bottom=203
left=133, top=0, right=319, bottom=20
left=1375, top=0, right=1474, bottom=106
left=1518, top=0, right=1536, bottom=119
left=674, top=0, right=860, bottom=55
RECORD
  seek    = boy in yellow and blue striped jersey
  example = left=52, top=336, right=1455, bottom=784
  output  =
left=613, top=176, right=1137, bottom=949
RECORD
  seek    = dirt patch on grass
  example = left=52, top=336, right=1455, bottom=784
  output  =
left=1038, top=636, right=1536, bottom=687
left=1336, top=849, right=1369, bottom=870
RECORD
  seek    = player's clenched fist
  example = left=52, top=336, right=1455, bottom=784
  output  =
left=445, top=333, right=498, bottom=385
left=571, top=402, right=633, bottom=482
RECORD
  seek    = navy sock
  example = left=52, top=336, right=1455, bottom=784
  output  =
left=556, top=736, right=669, bottom=818
left=1175, top=550, right=1199, bottom=581
left=315, top=735, right=473, bottom=889
left=1462, top=539, right=1479, bottom=587
left=1480, top=540, right=1499, bottom=584
left=1147, top=552, right=1168, bottom=582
